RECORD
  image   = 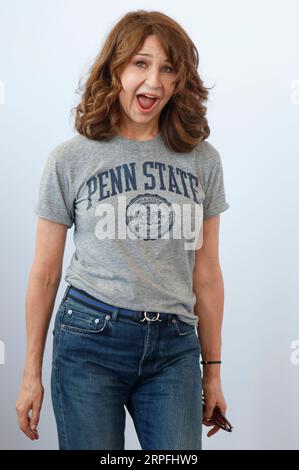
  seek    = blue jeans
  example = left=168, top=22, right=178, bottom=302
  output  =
left=51, top=285, right=202, bottom=450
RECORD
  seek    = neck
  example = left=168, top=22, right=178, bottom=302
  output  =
left=118, top=125, right=160, bottom=142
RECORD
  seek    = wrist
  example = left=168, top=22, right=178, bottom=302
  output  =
left=203, top=367, right=221, bottom=376
left=201, top=360, right=221, bottom=379
left=24, top=358, right=42, bottom=381
left=23, top=368, right=42, bottom=381
left=203, top=368, right=221, bottom=381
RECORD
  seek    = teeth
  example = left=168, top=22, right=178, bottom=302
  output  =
left=140, top=94, right=157, bottom=99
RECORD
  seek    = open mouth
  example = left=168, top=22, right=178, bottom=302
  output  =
left=136, top=94, right=159, bottom=111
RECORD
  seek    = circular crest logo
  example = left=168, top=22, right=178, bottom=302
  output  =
left=126, top=194, right=175, bottom=240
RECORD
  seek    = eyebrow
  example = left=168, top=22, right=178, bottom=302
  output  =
left=134, top=52, right=170, bottom=63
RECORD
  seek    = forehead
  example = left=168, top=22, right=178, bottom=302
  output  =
left=135, top=35, right=169, bottom=61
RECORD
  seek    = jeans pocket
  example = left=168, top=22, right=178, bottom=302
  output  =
left=60, top=301, right=111, bottom=336
left=173, top=318, right=196, bottom=337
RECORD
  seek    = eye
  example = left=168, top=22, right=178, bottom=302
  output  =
left=134, top=61, right=174, bottom=73
left=135, top=61, right=146, bottom=68
left=163, top=66, right=174, bottom=73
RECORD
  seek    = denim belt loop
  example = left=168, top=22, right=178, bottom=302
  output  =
left=111, top=306, right=119, bottom=322
left=61, top=283, right=71, bottom=303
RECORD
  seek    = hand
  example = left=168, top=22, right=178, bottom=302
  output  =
left=202, top=375, right=227, bottom=437
left=16, top=377, right=44, bottom=440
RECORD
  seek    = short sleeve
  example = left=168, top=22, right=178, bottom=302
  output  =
left=34, top=148, right=75, bottom=228
left=202, top=150, right=230, bottom=219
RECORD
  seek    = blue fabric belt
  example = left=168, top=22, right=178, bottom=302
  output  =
left=63, top=284, right=177, bottom=323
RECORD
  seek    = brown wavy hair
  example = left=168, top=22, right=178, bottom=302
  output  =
left=72, top=10, right=213, bottom=153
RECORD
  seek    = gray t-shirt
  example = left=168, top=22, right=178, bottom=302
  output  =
left=34, top=133, right=230, bottom=326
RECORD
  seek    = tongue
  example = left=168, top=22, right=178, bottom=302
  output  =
left=137, top=95, right=156, bottom=109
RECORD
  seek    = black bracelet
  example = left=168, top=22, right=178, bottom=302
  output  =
left=200, top=360, right=222, bottom=364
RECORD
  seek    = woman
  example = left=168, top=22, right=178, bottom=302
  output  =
left=16, top=10, right=230, bottom=450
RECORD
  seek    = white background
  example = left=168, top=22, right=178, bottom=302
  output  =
left=0, top=0, right=298, bottom=450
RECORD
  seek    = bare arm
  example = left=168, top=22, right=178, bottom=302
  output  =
left=192, top=214, right=227, bottom=436
left=16, top=217, right=68, bottom=440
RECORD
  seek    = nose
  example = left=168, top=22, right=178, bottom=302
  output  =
left=144, top=67, right=162, bottom=89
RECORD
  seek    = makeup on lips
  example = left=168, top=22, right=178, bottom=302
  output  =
left=136, top=93, right=160, bottom=112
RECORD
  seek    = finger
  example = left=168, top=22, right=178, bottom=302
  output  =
left=202, top=418, right=214, bottom=427
left=203, top=402, right=215, bottom=421
left=218, top=406, right=227, bottom=416
left=217, top=402, right=227, bottom=415
left=207, top=425, right=220, bottom=437
left=30, top=403, right=41, bottom=437
left=18, top=413, right=38, bottom=440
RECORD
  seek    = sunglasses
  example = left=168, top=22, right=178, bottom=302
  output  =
left=202, top=395, right=233, bottom=432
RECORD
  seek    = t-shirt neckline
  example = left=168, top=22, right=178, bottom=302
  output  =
left=113, top=132, right=162, bottom=145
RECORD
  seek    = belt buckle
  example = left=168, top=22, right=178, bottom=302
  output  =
left=140, top=311, right=162, bottom=322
